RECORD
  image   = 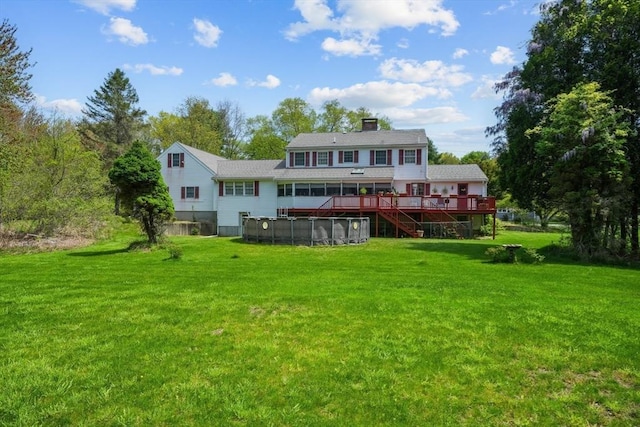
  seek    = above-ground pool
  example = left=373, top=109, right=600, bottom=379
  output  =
left=243, top=216, right=369, bottom=246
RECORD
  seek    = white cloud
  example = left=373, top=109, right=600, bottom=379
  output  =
left=308, top=80, right=449, bottom=110
left=36, top=95, right=83, bottom=115
left=379, top=58, right=473, bottom=87
left=381, top=106, right=468, bottom=127
left=471, top=76, right=501, bottom=99
left=210, top=72, right=238, bottom=87
left=123, top=64, right=183, bottom=76
left=321, top=37, right=381, bottom=57
left=484, top=0, right=517, bottom=16
left=490, top=46, right=516, bottom=65
left=452, top=48, right=468, bottom=59
left=74, top=0, right=136, bottom=15
left=193, top=18, right=222, bottom=48
left=248, top=74, right=281, bottom=89
left=286, top=0, right=459, bottom=56
left=103, top=17, right=148, bottom=45
left=397, top=38, right=410, bottom=49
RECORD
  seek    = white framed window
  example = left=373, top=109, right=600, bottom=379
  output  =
left=225, top=182, right=254, bottom=196
left=375, top=150, right=387, bottom=165
left=317, top=152, right=328, bottom=166
left=343, top=150, right=353, bottom=163
left=404, top=149, right=416, bottom=164
left=171, top=153, right=181, bottom=167
left=294, top=152, right=305, bottom=167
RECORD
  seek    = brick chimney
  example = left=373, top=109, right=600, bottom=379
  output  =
left=361, top=118, right=378, bottom=131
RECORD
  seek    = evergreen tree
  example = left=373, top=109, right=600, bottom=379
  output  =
left=109, top=141, right=173, bottom=243
left=80, top=68, right=147, bottom=168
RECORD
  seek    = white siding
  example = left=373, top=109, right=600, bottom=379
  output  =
left=217, top=181, right=279, bottom=228
left=158, top=144, right=215, bottom=219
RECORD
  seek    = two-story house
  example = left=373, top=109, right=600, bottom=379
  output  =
left=159, top=118, right=496, bottom=238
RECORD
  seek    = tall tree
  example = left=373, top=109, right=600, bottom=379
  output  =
left=438, top=152, right=461, bottom=165
left=109, top=141, right=173, bottom=243
left=216, top=99, right=247, bottom=159
left=0, top=20, right=36, bottom=227
left=531, top=83, right=631, bottom=255
left=80, top=68, right=147, bottom=167
left=272, top=97, right=317, bottom=143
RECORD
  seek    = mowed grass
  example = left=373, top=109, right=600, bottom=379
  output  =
left=1, top=229, right=639, bottom=426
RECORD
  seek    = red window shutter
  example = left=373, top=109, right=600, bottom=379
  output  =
left=219, top=181, right=224, bottom=196
left=254, top=181, right=259, bottom=197
left=424, top=183, right=430, bottom=195
left=406, top=183, right=412, bottom=195
left=338, top=151, right=343, bottom=163
left=181, top=187, right=186, bottom=199
left=195, top=187, right=200, bottom=199
left=312, top=151, right=317, bottom=167
left=167, top=153, right=172, bottom=168
left=417, top=149, right=422, bottom=165
left=305, top=151, right=310, bottom=166
left=370, top=150, right=375, bottom=165
left=354, top=150, right=359, bottom=163
left=399, top=149, right=404, bottom=165
left=328, top=152, right=333, bottom=166
left=289, top=152, right=294, bottom=167
left=387, top=149, right=392, bottom=165
left=180, top=153, right=185, bottom=167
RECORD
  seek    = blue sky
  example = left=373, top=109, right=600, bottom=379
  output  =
left=3, top=0, right=547, bottom=156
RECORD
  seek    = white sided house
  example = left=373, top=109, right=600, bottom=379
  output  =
left=159, top=119, right=497, bottom=238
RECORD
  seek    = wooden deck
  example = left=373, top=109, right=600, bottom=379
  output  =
left=286, top=195, right=497, bottom=238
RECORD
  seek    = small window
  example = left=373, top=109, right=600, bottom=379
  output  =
left=225, top=182, right=234, bottom=195
left=182, top=186, right=199, bottom=199
left=294, top=152, right=305, bottom=167
left=317, top=152, right=328, bottom=166
left=343, top=150, right=354, bottom=163
left=404, top=149, right=416, bottom=164
left=375, top=150, right=387, bottom=165
left=171, top=153, right=181, bottom=167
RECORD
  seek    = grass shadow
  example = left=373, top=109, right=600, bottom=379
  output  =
left=67, top=247, right=129, bottom=257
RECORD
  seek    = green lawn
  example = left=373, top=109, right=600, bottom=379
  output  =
left=1, top=230, right=638, bottom=426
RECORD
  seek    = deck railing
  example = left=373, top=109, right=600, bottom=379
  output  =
left=327, top=194, right=496, bottom=211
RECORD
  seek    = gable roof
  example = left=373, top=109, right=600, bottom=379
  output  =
left=287, top=129, right=428, bottom=150
left=178, top=143, right=227, bottom=172
left=427, top=164, right=487, bottom=181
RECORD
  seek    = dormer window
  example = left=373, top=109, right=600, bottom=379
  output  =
left=317, top=152, right=328, bottom=166
left=404, top=149, right=416, bottom=164
left=294, top=152, right=305, bottom=167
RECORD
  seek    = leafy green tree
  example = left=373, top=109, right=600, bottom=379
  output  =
left=245, top=115, right=287, bottom=160
left=461, top=151, right=503, bottom=199
left=109, top=141, right=173, bottom=243
left=0, top=19, right=36, bottom=227
left=426, top=137, right=440, bottom=164
left=530, top=83, right=631, bottom=255
left=438, top=152, right=460, bottom=165
left=272, top=97, right=317, bottom=143
left=80, top=68, right=147, bottom=167
left=317, top=100, right=350, bottom=132
left=4, top=113, right=111, bottom=236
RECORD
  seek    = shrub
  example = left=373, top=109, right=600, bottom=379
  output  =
left=521, top=248, right=545, bottom=264
left=485, top=246, right=510, bottom=263
left=165, top=244, right=183, bottom=260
